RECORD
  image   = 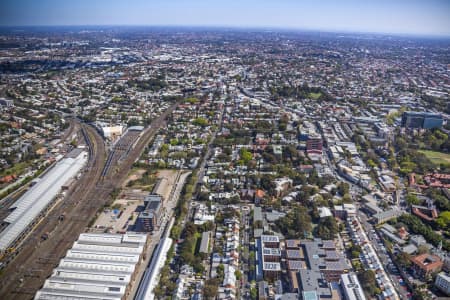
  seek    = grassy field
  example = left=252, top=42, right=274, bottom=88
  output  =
left=308, top=92, right=322, bottom=100
left=419, top=150, right=450, bottom=166
left=0, top=161, right=32, bottom=177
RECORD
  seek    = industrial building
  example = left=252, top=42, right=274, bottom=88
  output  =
left=34, top=232, right=147, bottom=300
left=100, top=125, right=124, bottom=142
left=401, top=111, right=443, bottom=129
left=0, top=149, right=87, bottom=253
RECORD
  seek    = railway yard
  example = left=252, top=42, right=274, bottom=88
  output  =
left=0, top=102, right=179, bottom=299
left=101, top=127, right=143, bottom=179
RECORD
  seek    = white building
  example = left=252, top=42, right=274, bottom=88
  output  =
left=435, top=272, right=450, bottom=296
left=0, top=149, right=87, bottom=253
left=34, top=232, right=147, bottom=300
left=101, top=125, right=124, bottom=141
left=340, top=273, right=367, bottom=300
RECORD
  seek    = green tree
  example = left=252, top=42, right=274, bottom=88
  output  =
left=193, top=117, right=208, bottom=127
left=406, top=193, right=421, bottom=205
left=276, top=205, right=312, bottom=238
left=235, top=269, right=242, bottom=280
left=358, top=270, right=379, bottom=296
left=185, top=97, right=199, bottom=104
left=396, top=252, right=412, bottom=267
left=315, top=216, right=339, bottom=239
left=436, top=211, right=450, bottom=230
left=399, top=214, right=450, bottom=251
left=240, top=148, right=253, bottom=164
left=203, top=278, right=220, bottom=299
left=338, top=182, right=350, bottom=196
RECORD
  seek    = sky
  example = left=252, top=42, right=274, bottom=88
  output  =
left=1, top=0, right=450, bottom=36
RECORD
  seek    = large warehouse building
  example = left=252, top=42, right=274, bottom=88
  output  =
left=0, top=149, right=87, bottom=253
left=34, top=232, right=148, bottom=300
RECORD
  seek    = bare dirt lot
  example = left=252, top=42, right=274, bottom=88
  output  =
left=93, top=199, right=140, bottom=232
left=154, top=169, right=180, bottom=200
left=123, top=168, right=147, bottom=186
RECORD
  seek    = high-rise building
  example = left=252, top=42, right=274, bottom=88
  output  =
left=401, top=111, right=443, bottom=129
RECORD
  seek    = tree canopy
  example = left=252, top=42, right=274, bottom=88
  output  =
left=276, top=205, right=312, bottom=238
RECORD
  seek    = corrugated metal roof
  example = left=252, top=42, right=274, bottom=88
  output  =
left=66, top=249, right=140, bottom=264
left=52, top=269, right=131, bottom=284
left=71, top=242, right=144, bottom=255
left=0, top=151, right=87, bottom=251
left=35, top=233, right=147, bottom=300
left=59, top=258, right=137, bottom=273
left=35, top=288, right=122, bottom=300
left=77, top=232, right=147, bottom=246
left=43, top=276, right=126, bottom=294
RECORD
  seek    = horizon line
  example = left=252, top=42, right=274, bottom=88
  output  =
left=1, top=24, right=450, bottom=39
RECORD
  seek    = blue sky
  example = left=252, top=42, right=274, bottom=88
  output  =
left=1, top=0, right=450, bottom=36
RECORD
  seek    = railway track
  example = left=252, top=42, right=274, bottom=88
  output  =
left=101, top=129, right=141, bottom=179
left=0, top=118, right=80, bottom=219
left=0, top=102, right=179, bottom=299
left=60, top=118, right=79, bottom=143
left=0, top=123, right=107, bottom=299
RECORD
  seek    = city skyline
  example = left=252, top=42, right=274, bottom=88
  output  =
left=1, top=0, right=450, bottom=37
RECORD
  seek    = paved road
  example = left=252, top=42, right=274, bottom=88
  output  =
left=194, top=98, right=225, bottom=192
left=0, top=102, right=179, bottom=299
left=240, top=207, right=251, bottom=299
left=358, top=210, right=410, bottom=300
left=128, top=170, right=190, bottom=300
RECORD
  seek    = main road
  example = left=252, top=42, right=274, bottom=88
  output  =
left=0, top=102, right=179, bottom=299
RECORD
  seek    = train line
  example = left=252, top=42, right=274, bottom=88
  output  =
left=0, top=102, right=179, bottom=300
left=0, top=120, right=81, bottom=222
left=101, top=129, right=141, bottom=179
left=0, top=123, right=106, bottom=299
left=60, top=118, right=79, bottom=143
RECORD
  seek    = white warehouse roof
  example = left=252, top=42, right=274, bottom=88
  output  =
left=77, top=232, right=147, bottom=246
left=65, top=249, right=141, bottom=264
left=71, top=241, right=144, bottom=255
left=35, top=289, right=121, bottom=300
left=58, top=259, right=137, bottom=274
left=0, top=150, right=88, bottom=251
left=51, top=269, right=132, bottom=285
left=35, top=232, right=147, bottom=300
